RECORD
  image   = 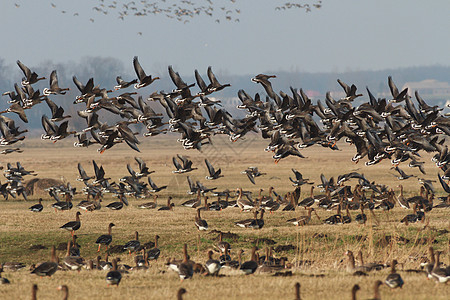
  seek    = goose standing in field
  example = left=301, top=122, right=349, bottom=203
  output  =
left=249, top=209, right=265, bottom=229
left=194, top=208, right=208, bottom=231
left=29, top=198, right=43, bottom=212
left=345, top=250, right=370, bottom=274
left=423, top=247, right=436, bottom=279
left=60, top=212, right=81, bottom=237
left=106, top=259, right=122, bottom=286
left=385, top=260, right=404, bottom=288
left=138, top=195, right=158, bottom=209
left=236, top=188, right=254, bottom=211
left=95, top=223, right=115, bottom=252
left=31, top=246, right=59, bottom=277
left=181, top=190, right=202, bottom=208
left=63, top=240, right=84, bottom=271
left=395, top=184, right=410, bottom=209
left=357, top=250, right=384, bottom=271
left=204, top=250, right=221, bottom=276
left=287, top=207, right=319, bottom=226
left=43, top=70, right=70, bottom=95
left=124, top=231, right=141, bottom=254
left=298, top=186, right=316, bottom=208
left=133, top=56, right=159, bottom=89
left=205, top=159, right=223, bottom=180
left=147, top=235, right=161, bottom=261
left=431, top=251, right=450, bottom=283
left=57, top=285, right=69, bottom=300
left=217, top=232, right=231, bottom=255
left=158, top=197, right=174, bottom=211
left=235, top=211, right=258, bottom=228
left=178, top=244, right=194, bottom=281
left=282, top=193, right=295, bottom=211
left=240, top=247, right=258, bottom=275
left=106, top=195, right=128, bottom=210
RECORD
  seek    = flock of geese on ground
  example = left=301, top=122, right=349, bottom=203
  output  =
left=0, top=153, right=449, bottom=299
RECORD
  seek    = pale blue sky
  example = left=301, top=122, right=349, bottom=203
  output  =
left=1, top=0, right=449, bottom=75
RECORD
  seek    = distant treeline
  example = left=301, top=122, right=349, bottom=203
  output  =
left=0, top=56, right=449, bottom=130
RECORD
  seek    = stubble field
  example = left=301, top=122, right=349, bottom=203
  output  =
left=0, top=135, right=449, bottom=299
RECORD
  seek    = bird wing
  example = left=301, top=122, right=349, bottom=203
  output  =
left=246, top=171, right=255, bottom=185
left=133, top=56, right=146, bottom=81
left=438, top=173, right=450, bottom=193
left=195, top=69, right=208, bottom=92
left=205, top=159, right=215, bottom=176
left=16, top=60, right=31, bottom=78
left=172, top=156, right=182, bottom=170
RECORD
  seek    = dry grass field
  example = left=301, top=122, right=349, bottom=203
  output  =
left=0, top=135, right=449, bottom=299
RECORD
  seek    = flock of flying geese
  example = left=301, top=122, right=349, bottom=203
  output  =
left=15, top=1, right=322, bottom=26
left=2, top=56, right=450, bottom=172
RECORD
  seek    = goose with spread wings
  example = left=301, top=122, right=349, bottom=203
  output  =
left=205, top=159, right=223, bottom=180
left=133, top=56, right=160, bottom=89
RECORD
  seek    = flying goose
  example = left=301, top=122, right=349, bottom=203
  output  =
left=17, top=60, right=46, bottom=86
left=45, top=98, right=71, bottom=122
left=172, top=155, right=197, bottom=173
left=43, top=70, right=69, bottom=95
left=205, top=159, right=223, bottom=180
left=133, top=56, right=160, bottom=89
left=114, top=76, right=138, bottom=90
left=148, top=176, right=167, bottom=192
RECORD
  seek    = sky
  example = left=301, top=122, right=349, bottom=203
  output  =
left=1, top=0, right=450, bottom=76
